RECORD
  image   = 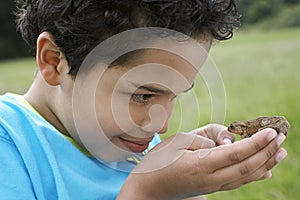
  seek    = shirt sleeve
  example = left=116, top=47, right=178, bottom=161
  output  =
left=0, top=130, right=36, bottom=200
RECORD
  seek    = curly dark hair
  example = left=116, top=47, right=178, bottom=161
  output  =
left=15, top=0, right=241, bottom=75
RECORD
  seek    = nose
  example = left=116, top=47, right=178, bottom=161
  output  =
left=157, top=121, right=169, bottom=134
left=141, top=116, right=170, bottom=134
left=141, top=103, right=172, bottom=134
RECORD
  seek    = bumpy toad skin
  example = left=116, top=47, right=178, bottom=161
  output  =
left=228, top=116, right=290, bottom=138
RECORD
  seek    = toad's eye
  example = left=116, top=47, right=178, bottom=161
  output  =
left=229, top=124, right=235, bottom=129
left=131, top=94, right=154, bottom=105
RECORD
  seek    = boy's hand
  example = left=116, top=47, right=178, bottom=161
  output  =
left=189, top=124, right=236, bottom=145
left=118, top=127, right=287, bottom=200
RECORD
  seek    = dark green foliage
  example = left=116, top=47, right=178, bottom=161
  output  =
left=236, top=0, right=284, bottom=23
left=268, top=4, right=300, bottom=28
left=0, top=1, right=32, bottom=60
left=284, top=0, right=300, bottom=4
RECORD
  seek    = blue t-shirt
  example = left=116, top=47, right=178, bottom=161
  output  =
left=0, top=94, right=160, bottom=200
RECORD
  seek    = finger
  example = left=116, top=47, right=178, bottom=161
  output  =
left=221, top=170, right=272, bottom=191
left=193, top=128, right=279, bottom=177
left=206, top=124, right=235, bottom=144
left=246, top=147, right=287, bottom=179
left=261, top=171, right=273, bottom=180
left=211, top=133, right=286, bottom=185
left=205, top=128, right=278, bottom=170
left=220, top=148, right=287, bottom=191
left=187, top=134, right=216, bottom=150
left=204, top=124, right=227, bottom=142
left=190, top=124, right=235, bottom=145
left=215, top=129, right=236, bottom=146
left=189, top=124, right=225, bottom=139
left=188, top=125, right=211, bottom=138
left=184, top=195, right=207, bottom=200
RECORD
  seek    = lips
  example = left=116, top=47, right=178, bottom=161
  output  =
left=119, top=136, right=153, bottom=153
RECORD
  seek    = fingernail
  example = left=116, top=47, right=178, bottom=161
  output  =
left=276, top=149, right=288, bottom=162
left=223, top=138, right=232, bottom=145
left=267, top=129, right=277, bottom=141
left=265, top=171, right=272, bottom=179
left=277, top=134, right=286, bottom=146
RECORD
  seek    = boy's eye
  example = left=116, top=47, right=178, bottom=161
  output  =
left=131, top=94, right=154, bottom=105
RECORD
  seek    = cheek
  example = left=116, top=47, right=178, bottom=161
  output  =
left=94, top=94, right=125, bottom=136
left=98, top=94, right=143, bottom=134
left=128, top=103, right=149, bottom=126
left=128, top=97, right=176, bottom=127
left=96, top=109, right=122, bottom=136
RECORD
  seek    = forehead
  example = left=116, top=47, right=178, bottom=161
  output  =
left=107, top=41, right=210, bottom=94
left=76, top=36, right=211, bottom=94
left=133, top=37, right=211, bottom=68
left=129, top=49, right=197, bottom=76
left=116, top=37, right=210, bottom=83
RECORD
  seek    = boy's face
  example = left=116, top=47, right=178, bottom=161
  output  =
left=67, top=38, right=211, bottom=161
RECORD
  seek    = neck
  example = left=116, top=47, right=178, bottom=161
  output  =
left=24, top=73, right=70, bottom=136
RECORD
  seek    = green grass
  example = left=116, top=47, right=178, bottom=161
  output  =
left=0, top=58, right=36, bottom=94
left=0, top=28, right=299, bottom=199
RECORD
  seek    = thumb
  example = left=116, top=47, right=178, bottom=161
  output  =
left=187, top=134, right=216, bottom=151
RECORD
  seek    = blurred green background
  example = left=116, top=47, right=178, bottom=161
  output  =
left=0, top=0, right=299, bottom=200
left=206, top=27, right=299, bottom=200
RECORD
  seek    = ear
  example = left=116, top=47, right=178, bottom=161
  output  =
left=36, top=32, right=64, bottom=86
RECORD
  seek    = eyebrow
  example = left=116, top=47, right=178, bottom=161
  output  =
left=130, top=82, right=195, bottom=94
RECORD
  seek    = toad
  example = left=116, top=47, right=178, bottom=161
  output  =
left=228, top=116, right=290, bottom=138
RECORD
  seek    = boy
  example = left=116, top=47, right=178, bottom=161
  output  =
left=0, top=0, right=287, bottom=199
